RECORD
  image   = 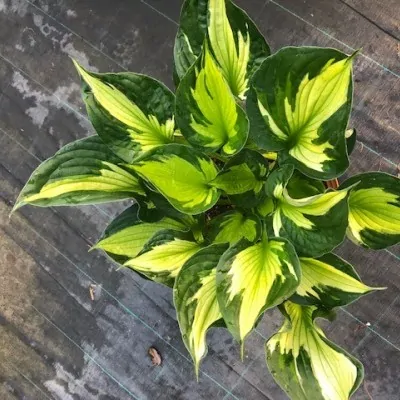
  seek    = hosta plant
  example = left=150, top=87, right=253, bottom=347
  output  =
left=14, top=0, right=400, bottom=398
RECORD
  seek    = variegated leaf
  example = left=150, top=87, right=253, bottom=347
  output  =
left=174, top=0, right=270, bottom=97
left=341, top=172, right=400, bottom=249
left=174, top=244, right=228, bottom=374
left=210, top=149, right=269, bottom=207
left=139, top=191, right=205, bottom=241
left=128, top=144, right=220, bottom=215
left=206, top=209, right=262, bottom=245
left=266, top=302, right=363, bottom=400
left=125, top=229, right=202, bottom=286
left=176, top=46, right=248, bottom=155
left=286, top=171, right=325, bottom=199
left=174, top=0, right=208, bottom=84
left=247, top=47, right=355, bottom=179
left=291, top=253, right=383, bottom=309
left=93, top=204, right=189, bottom=264
left=267, top=165, right=350, bottom=257
left=14, top=136, right=143, bottom=210
left=217, top=234, right=300, bottom=343
left=74, top=61, right=176, bottom=162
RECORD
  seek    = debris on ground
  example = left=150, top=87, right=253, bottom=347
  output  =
left=353, top=321, right=371, bottom=333
left=148, top=347, right=162, bottom=366
left=89, top=284, right=97, bottom=301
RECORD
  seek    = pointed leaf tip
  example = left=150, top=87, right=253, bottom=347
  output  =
left=174, top=0, right=270, bottom=94
left=342, top=172, right=400, bottom=249
left=174, top=244, right=227, bottom=372
left=248, top=47, right=353, bottom=179
left=266, top=302, right=364, bottom=400
left=10, top=202, right=21, bottom=216
left=266, top=165, right=350, bottom=256
left=292, top=253, right=386, bottom=309
left=217, top=236, right=300, bottom=343
left=74, top=62, right=176, bottom=162
left=14, top=136, right=144, bottom=209
left=175, top=45, right=249, bottom=156
left=240, top=341, right=245, bottom=362
left=71, top=58, right=85, bottom=76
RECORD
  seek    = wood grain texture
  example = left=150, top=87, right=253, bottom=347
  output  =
left=0, top=135, right=251, bottom=398
left=1, top=0, right=399, bottom=399
left=0, top=227, right=134, bottom=400
left=353, top=333, right=400, bottom=400
left=342, top=0, right=400, bottom=42
left=269, top=0, right=400, bottom=74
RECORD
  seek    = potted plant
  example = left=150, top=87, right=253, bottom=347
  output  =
left=13, top=0, right=400, bottom=398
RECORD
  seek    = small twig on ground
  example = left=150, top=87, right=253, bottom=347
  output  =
left=89, top=284, right=97, bottom=301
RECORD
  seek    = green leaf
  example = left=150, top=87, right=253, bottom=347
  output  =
left=247, top=47, right=355, bottom=179
left=174, top=243, right=228, bottom=374
left=267, top=165, right=351, bottom=257
left=139, top=190, right=204, bottom=238
left=14, top=136, right=143, bottom=210
left=207, top=0, right=270, bottom=98
left=210, top=149, right=269, bottom=207
left=176, top=46, right=249, bottom=156
left=256, top=197, right=275, bottom=218
left=125, top=229, right=202, bottom=286
left=174, top=0, right=208, bottom=84
left=93, top=204, right=189, bottom=264
left=286, top=171, right=325, bottom=199
left=265, top=164, right=296, bottom=198
left=174, top=0, right=270, bottom=97
left=73, top=61, right=176, bottom=162
left=128, top=144, right=220, bottom=215
left=266, top=302, right=363, bottom=400
left=217, top=234, right=300, bottom=343
left=206, top=209, right=262, bottom=245
left=341, top=172, right=400, bottom=249
left=291, top=253, right=383, bottom=309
